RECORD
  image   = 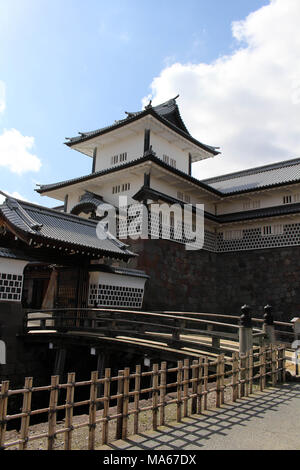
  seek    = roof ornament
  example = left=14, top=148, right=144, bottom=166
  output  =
left=144, top=99, right=152, bottom=110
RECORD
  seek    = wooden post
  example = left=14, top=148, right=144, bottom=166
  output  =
left=88, top=371, right=98, bottom=450
left=122, top=367, right=130, bottom=440
left=177, top=361, right=183, bottom=422
left=197, top=357, right=204, bottom=414
left=240, top=354, right=246, bottom=398
left=239, top=305, right=253, bottom=354
left=19, top=377, right=33, bottom=450
left=48, top=375, right=59, bottom=450
left=64, top=372, right=75, bottom=450
left=102, top=368, right=111, bottom=445
left=216, top=355, right=222, bottom=407
left=191, top=360, right=198, bottom=415
left=159, top=362, right=167, bottom=426
left=152, top=364, right=159, bottom=431
left=0, top=381, right=9, bottom=450
left=232, top=352, right=239, bottom=402
left=116, top=370, right=124, bottom=440
left=282, top=346, right=286, bottom=383
left=203, top=357, right=209, bottom=410
left=263, top=305, right=276, bottom=345
left=220, top=355, right=225, bottom=405
left=260, top=346, right=266, bottom=391
left=134, top=365, right=141, bottom=435
left=244, top=351, right=249, bottom=397
left=249, top=348, right=253, bottom=395
left=183, top=359, right=189, bottom=418
left=271, top=346, right=277, bottom=386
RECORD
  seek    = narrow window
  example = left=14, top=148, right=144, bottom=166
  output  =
left=283, top=195, right=292, bottom=204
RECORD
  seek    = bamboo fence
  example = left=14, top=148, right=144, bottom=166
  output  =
left=0, top=344, right=286, bottom=451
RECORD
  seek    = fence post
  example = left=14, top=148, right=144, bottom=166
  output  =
left=19, top=377, right=33, bottom=450
left=160, top=362, right=167, bottom=426
left=64, top=372, right=75, bottom=450
left=183, top=359, right=189, bottom=418
left=88, top=371, right=98, bottom=450
left=48, top=375, right=60, bottom=451
left=152, top=364, right=159, bottom=431
left=134, top=365, right=141, bottom=435
left=191, top=360, right=198, bottom=415
left=177, top=361, right=183, bottom=422
left=122, top=367, right=130, bottom=440
left=0, top=381, right=9, bottom=450
left=263, top=305, right=276, bottom=345
left=239, top=305, right=253, bottom=354
left=232, top=352, right=239, bottom=402
left=116, top=370, right=124, bottom=440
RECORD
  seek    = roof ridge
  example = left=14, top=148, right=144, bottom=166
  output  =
left=203, top=157, right=300, bottom=183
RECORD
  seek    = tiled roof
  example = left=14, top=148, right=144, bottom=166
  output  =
left=36, top=152, right=222, bottom=197
left=203, top=157, right=300, bottom=194
left=0, top=196, right=135, bottom=260
left=0, top=246, right=34, bottom=261
left=64, top=98, right=219, bottom=155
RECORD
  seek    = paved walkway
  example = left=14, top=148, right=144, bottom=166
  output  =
left=98, top=383, right=300, bottom=451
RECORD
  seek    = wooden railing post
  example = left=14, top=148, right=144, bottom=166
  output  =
left=88, top=371, right=98, bottom=450
left=152, top=364, right=159, bottom=431
left=159, top=362, right=167, bottom=426
left=19, top=377, right=33, bottom=450
left=232, top=352, right=239, bottom=402
left=64, top=372, right=75, bottom=450
left=183, top=359, right=189, bottom=418
left=263, top=305, right=276, bottom=345
left=191, top=360, right=198, bottom=415
left=177, top=361, right=183, bottom=422
left=122, top=367, right=130, bottom=440
left=48, top=375, right=59, bottom=451
left=0, top=381, right=9, bottom=450
left=197, top=357, right=204, bottom=414
left=116, top=370, right=124, bottom=440
left=134, top=365, right=141, bottom=435
left=239, top=305, right=253, bottom=355
left=102, top=368, right=111, bottom=445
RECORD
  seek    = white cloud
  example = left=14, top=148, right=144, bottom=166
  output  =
left=144, top=0, right=300, bottom=179
left=0, top=128, right=41, bottom=174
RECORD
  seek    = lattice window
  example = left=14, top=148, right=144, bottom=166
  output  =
left=88, top=284, right=144, bottom=308
left=0, top=273, right=23, bottom=302
left=223, top=230, right=243, bottom=240
left=283, top=195, right=292, bottom=204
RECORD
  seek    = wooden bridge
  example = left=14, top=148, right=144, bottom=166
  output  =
left=23, top=306, right=295, bottom=361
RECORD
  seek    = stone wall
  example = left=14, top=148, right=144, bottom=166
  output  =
left=127, top=239, right=300, bottom=322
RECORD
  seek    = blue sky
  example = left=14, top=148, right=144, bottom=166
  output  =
left=1, top=0, right=298, bottom=207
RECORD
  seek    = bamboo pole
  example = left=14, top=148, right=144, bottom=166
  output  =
left=177, top=361, right=183, bottom=422
left=220, top=355, right=225, bottom=405
left=0, top=381, right=9, bottom=450
left=152, top=364, right=159, bottom=431
left=64, top=372, right=75, bottom=450
left=134, top=365, right=141, bottom=435
left=88, top=371, right=98, bottom=450
left=19, top=377, right=33, bottom=450
left=116, top=370, right=124, bottom=440
left=271, top=346, right=277, bottom=386
left=191, top=360, right=198, bottom=415
left=102, top=368, right=111, bottom=445
left=122, top=367, right=130, bottom=440
left=159, top=362, right=167, bottom=426
left=216, top=355, right=222, bottom=407
left=232, top=352, right=239, bottom=402
left=183, top=359, right=189, bottom=418
left=48, top=375, right=59, bottom=451
left=249, top=349, right=253, bottom=395
left=197, top=357, right=204, bottom=414
left=203, top=357, right=208, bottom=410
